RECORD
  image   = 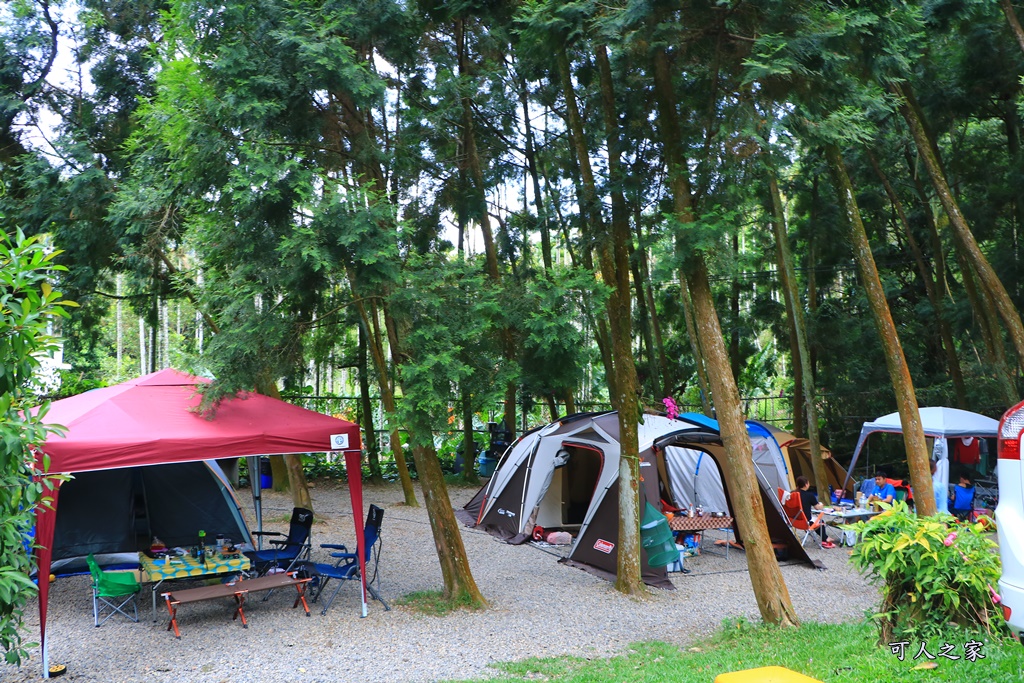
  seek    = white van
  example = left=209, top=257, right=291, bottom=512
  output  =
left=997, top=402, right=1024, bottom=642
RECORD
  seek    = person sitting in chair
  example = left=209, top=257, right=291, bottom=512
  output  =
left=867, top=471, right=896, bottom=506
left=950, top=474, right=975, bottom=521
left=794, top=476, right=834, bottom=548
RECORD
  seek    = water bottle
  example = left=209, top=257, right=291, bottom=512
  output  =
left=197, top=530, right=206, bottom=565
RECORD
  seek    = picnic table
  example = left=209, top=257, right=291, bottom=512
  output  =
left=139, top=550, right=250, bottom=620
left=162, top=572, right=311, bottom=638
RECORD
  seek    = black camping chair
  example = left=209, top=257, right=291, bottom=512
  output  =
left=245, top=507, right=314, bottom=576
left=309, top=504, right=390, bottom=616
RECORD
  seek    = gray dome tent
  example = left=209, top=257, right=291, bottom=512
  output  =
left=458, top=412, right=819, bottom=587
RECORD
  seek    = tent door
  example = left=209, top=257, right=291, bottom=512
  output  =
left=561, top=444, right=603, bottom=526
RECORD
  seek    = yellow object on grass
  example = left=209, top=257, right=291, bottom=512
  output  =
left=714, top=665, right=822, bottom=683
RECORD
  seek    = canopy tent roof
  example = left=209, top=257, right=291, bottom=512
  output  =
left=33, top=369, right=364, bottom=677
left=844, top=407, right=999, bottom=487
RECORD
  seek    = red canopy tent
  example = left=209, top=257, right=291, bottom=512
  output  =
left=34, top=369, right=364, bottom=677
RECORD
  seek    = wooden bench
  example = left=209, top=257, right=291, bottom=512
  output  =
left=162, top=572, right=311, bottom=638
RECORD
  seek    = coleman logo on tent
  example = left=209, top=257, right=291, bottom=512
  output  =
left=497, top=508, right=516, bottom=518
left=330, top=433, right=349, bottom=449
left=594, top=539, right=614, bottom=554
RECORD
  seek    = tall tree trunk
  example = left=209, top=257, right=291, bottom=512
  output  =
left=955, top=247, right=1017, bottom=405
left=653, top=43, right=796, bottom=625
left=768, top=174, right=828, bottom=498
left=457, top=18, right=519, bottom=439
left=564, top=390, right=577, bottom=415
left=462, top=389, right=479, bottom=483
left=545, top=394, right=559, bottom=421
left=1001, top=0, right=1024, bottom=54
left=807, top=177, right=820, bottom=385
left=730, top=232, right=741, bottom=381
left=681, top=271, right=714, bottom=416
left=351, top=293, right=418, bottom=506
left=630, top=239, right=660, bottom=398
left=637, top=220, right=670, bottom=396
left=255, top=376, right=313, bottom=510
left=515, top=68, right=552, bottom=271
left=825, top=145, right=935, bottom=516
left=595, top=43, right=644, bottom=595
left=556, top=47, right=619, bottom=406
left=358, top=319, right=383, bottom=484
left=868, top=151, right=968, bottom=408
left=411, top=443, right=487, bottom=605
left=892, top=81, right=1024, bottom=374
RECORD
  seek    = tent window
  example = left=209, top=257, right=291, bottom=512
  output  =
left=561, top=444, right=603, bottom=525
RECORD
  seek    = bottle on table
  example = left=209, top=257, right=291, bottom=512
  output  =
left=197, top=529, right=206, bottom=565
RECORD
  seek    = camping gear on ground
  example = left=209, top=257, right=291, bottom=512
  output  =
left=51, top=461, right=251, bottom=575
left=138, top=545, right=251, bottom=619
left=32, top=368, right=366, bottom=679
left=86, top=554, right=140, bottom=627
left=843, top=407, right=999, bottom=503
left=640, top=502, right=679, bottom=568
left=308, top=504, right=390, bottom=616
left=457, top=411, right=821, bottom=588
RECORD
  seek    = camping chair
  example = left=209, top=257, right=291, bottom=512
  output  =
left=86, top=554, right=141, bottom=626
left=245, top=507, right=314, bottom=576
left=308, top=504, right=390, bottom=616
left=782, top=495, right=827, bottom=548
left=894, top=486, right=909, bottom=504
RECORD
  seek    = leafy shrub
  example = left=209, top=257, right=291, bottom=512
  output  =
left=848, top=501, right=1005, bottom=643
left=0, top=230, right=73, bottom=665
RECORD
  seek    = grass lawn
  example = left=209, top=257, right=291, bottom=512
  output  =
left=452, top=620, right=1024, bottom=682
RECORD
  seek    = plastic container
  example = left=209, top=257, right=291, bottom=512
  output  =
left=259, top=457, right=272, bottom=489
left=640, top=502, right=678, bottom=567
left=477, top=453, right=497, bottom=477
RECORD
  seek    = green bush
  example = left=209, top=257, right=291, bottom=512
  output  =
left=0, top=230, right=74, bottom=665
left=848, top=501, right=1005, bottom=644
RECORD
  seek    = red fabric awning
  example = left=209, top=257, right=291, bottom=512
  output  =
left=33, top=369, right=365, bottom=676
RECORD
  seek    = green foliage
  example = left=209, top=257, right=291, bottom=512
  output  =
left=849, top=502, right=1005, bottom=644
left=0, top=229, right=73, bottom=666
left=390, top=255, right=510, bottom=448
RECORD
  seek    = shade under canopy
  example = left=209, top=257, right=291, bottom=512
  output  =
left=33, top=369, right=364, bottom=677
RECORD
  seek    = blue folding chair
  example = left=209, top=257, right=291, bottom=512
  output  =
left=309, top=504, right=390, bottom=616
left=244, top=507, right=313, bottom=576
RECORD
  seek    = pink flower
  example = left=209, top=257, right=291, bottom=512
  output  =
left=943, top=532, right=957, bottom=547
left=663, top=397, right=679, bottom=420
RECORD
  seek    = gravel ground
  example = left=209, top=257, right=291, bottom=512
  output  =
left=3, top=480, right=880, bottom=682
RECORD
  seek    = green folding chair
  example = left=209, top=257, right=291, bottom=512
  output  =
left=86, top=554, right=141, bottom=626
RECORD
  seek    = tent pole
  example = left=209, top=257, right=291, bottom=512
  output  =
left=248, top=455, right=263, bottom=549
left=344, top=449, right=368, bottom=618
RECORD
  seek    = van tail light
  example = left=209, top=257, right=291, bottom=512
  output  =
left=1003, top=604, right=1012, bottom=623
left=998, top=401, right=1024, bottom=460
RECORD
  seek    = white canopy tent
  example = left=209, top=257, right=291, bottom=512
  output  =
left=843, top=407, right=999, bottom=510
